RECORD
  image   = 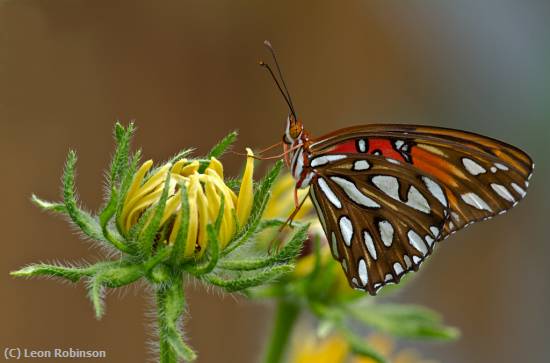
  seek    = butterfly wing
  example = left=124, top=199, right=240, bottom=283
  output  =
left=306, top=124, right=533, bottom=295
left=310, top=124, right=533, bottom=232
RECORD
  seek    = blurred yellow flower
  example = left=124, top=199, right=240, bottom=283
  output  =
left=118, top=148, right=254, bottom=259
left=290, top=333, right=437, bottom=363
left=263, top=173, right=350, bottom=293
left=292, top=334, right=348, bottom=363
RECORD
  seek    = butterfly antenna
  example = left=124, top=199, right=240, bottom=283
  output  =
left=259, top=60, right=297, bottom=119
left=261, top=40, right=298, bottom=119
left=263, top=41, right=296, bottom=112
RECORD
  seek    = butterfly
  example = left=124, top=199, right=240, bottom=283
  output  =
left=260, top=41, right=534, bottom=295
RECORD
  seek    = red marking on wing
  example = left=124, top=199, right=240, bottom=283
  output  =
left=368, top=139, right=404, bottom=161
left=325, top=138, right=405, bottom=162
left=328, top=140, right=357, bottom=153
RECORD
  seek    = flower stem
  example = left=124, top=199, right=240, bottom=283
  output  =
left=156, top=274, right=196, bottom=363
left=261, top=300, right=301, bottom=363
left=157, top=284, right=177, bottom=363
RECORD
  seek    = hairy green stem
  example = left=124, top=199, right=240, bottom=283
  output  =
left=261, top=300, right=301, bottom=363
left=156, top=275, right=196, bottom=363
left=157, top=284, right=178, bottom=363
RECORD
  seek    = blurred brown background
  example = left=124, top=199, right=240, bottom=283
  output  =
left=1, top=1, right=549, bottom=362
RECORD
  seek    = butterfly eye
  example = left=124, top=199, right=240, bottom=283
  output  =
left=289, top=120, right=303, bottom=139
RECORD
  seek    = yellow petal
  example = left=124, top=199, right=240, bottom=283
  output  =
left=123, top=163, right=172, bottom=219
left=207, top=157, right=224, bottom=179
left=168, top=212, right=182, bottom=245
left=171, top=159, right=186, bottom=175
left=195, top=186, right=209, bottom=257
left=236, top=148, right=254, bottom=227
left=125, top=188, right=164, bottom=231
left=202, top=175, right=221, bottom=222
left=180, top=160, right=200, bottom=176
left=160, top=192, right=182, bottom=226
left=183, top=175, right=200, bottom=258
left=204, top=169, right=237, bottom=246
left=119, top=160, right=153, bottom=230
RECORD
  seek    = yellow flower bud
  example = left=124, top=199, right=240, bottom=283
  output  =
left=119, top=151, right=255, bottom=259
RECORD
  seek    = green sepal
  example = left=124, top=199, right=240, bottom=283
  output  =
left=10, top=263, right=96, bottom=282
left=223, top=160, right=282, bottom=255
left=219, top=222, right=308, bottom=271
left=185, top=224, right=220, bottom=276
left=205, top=264, right=294, bottom=292
left=87, top=262, right=145, bottom=319
left=170, top=183, right=190, bottom=264
left=167, top=148, right=194, bottom=164
left=207, top=130, right=238, bottom=159
left=346, top=303, right=460, bottom=340
left=138, top=173, right=172, bottom=257
left=108, top=121, right=135, bottom=188
left=62, top=150, right=106, bottom=242
left=31, top=194, right=67, bottom=214
left=115, top=149, right=142, bottom=236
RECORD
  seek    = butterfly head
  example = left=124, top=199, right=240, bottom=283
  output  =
left=283, top=113, right=304, bottom=144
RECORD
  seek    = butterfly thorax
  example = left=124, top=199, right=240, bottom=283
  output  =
left=283, top=117, right=316, bottom=189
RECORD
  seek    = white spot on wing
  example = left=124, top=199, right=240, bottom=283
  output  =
left=425, top=235, right=434, bottom=247
left=379, top=220, right=394, bottom=247
left=511, top=182, right=527, bottom=198
left=462, top=158, right=486, bottom=175
left=310, top=154, right=347, bottom=167
left=309, top=188, right=328, bottom=233
left=429, top=226, right=439, bottom=236
left=408, top=230, right=428, bottom=255
left=404, top=255, right=412, bottom=268
left=339, top=216, right=353, bottom=247
left=422, top=176, right=447, bottom=207
left=406, top=186, right=431, bottom=213
left=318, top=178, right=342, bottom=208
left=331, top=176, right=381, bottom=208
left=372, top=175, right=400, bottom=200
left=363, top=230, right=377, bottom=260
left=292, top=148, right=304, bottom=180
left=358, top=259, right=368, bottom=285
left=393, top=262, right=404, bottom=275
left=495, top=162, right=509, bottom=171
left=491, top=183, right=515, bottom=202
left=331, top=232, right=339, bottom=258
left=353, top=160, right=370, bottom=171
left=395, top=140, right=405, bottom=149
left=386, top=158, right=401, bottom=165
left=412, top=256, right=422, bottom=264
left=384, top=274, right=393, bottom=282
left=461, top=192, right=492, bottom=211
left=490, top=166, right=497, bottom=173
left=300, top=172, right=314, bottom=188
left=358, top=139, right=367, bottom=152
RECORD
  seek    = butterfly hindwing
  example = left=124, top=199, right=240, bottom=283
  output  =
left=309, top=155, right=450, bottom=295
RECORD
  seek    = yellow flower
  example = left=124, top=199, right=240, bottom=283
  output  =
left=118, top=148, right=254, bottom=259
left=290, top=333, right=437, bottom=363
left=292, top=334, right=348, bottom=363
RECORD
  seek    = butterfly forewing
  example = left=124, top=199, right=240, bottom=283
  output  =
left=306, top=124, right=533, bottom=295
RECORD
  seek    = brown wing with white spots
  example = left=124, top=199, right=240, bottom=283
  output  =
left=309, top=155, right=451, bottom=295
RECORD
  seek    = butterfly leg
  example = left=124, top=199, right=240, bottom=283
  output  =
left=268, top=191, right=309, bottom=254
